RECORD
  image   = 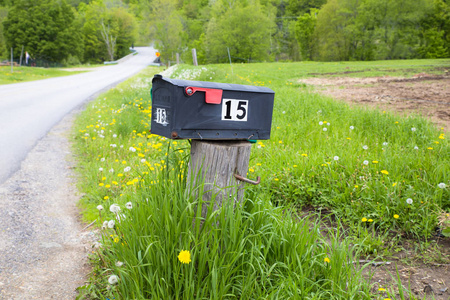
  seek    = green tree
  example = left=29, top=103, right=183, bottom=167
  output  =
left=148, top=0, right=184, bottom=61
left=3, top=0, right=83, bottom=63
left=418, top=0, right=450, bottom=58
left=295, top=8, right=318, bottom=60
left=206, top=0, right=275, bottom=63
left=0, top=6, right=8, bottom=59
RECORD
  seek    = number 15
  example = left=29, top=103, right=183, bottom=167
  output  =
left=222, top=99, right=248, bottom=121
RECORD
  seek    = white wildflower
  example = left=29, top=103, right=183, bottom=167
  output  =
left=323, top=127, right=327, bottom=132
left=383, top=142, right=388, bottom=146
left=115, top=261, right=124, bottom=267
left=129, top=147, right=136, bottom=152
left=319, top=121, right=323, bottom=125
left=327, top=123, right=330, bottom=126
left=411, top=127, right=416, bottom=132
left=101, top=158, right=105, bottom=162
left=107, top=220, right=115, bottom=228
left=125, top=202, right=132, bottom=210
left=108, top=275, right=119, bottom=285
left=97, top=205, right=104, bottom=211
left=363, top=160, right=369, bottom=165
left=110, top=204, right=121, bottom=213
left=406, top=198, right=413, bottom=205
left=124, top=166, right=131, bottom=172
left=109, top=168, right=114, bottom=173
left=99, top=168, right=103, bottom=172
left=363, top=145, right=368, bottom=150
left=350, top=126, right=354, bottom=130
left=333, top=156, right=339, bottom=161
left=414, top=146, right=419, bottom=150
left=438, top=183, right=447, bottom=189
left=113, top=134, right=117, bottom=138
left=141, top=159, right=146, bottom=163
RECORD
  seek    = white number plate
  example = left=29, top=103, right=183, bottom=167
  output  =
left=221, top=99, right=248, bottom=121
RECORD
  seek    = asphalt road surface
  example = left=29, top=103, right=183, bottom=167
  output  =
left=0, top=46, right=157, bottom=184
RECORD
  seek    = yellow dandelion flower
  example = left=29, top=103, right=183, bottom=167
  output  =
left=381, top=170, right=389, bottom=175
left=355, top=185, right=359, bottom=188
left=392, top=182, right=397, bottom=187
left=178, top=250, right=191, bottom=264
left=368, top=219, right=373, bottom=222
left=104, top=196, right=109, bottom=200
left=393, top=214, right=399, bottom=219
left=99, top=183, right=104, bottom=187
left=361, top=217, right=367, bottom=222
left=378, top=287, right=386, bottom=291
left=302, top=153, right=308, bottom=157
left=372, top=161, right=379, bottom=164
left=324, top=257, right=330, bottom=263
left=428, top=147, right=433, bottom=150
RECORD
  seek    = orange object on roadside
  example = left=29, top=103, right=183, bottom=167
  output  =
left=155, top=52, right=160, bottom=57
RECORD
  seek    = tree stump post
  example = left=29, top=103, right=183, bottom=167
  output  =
left=187, top=140, right=252, bottom=218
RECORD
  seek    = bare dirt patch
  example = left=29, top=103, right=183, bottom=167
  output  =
left=299, top=74, right=450, bottom=131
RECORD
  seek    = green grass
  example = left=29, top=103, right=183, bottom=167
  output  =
left=0, top=65, right=89, bottom=84
left=72, top=59, right=449, bottom=299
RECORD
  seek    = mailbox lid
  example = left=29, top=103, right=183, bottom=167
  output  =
left=152, top=76, right=275, bottom=96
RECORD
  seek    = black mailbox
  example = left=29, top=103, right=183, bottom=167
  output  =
left=150, top=75, right=275, bottom=140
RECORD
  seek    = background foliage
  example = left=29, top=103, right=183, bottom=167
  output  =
left=0, top=0, right=449, bottom=64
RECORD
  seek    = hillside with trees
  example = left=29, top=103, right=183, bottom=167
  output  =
left=0, top=0, right=449, bottom=64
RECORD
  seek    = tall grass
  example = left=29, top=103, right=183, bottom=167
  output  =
left=73, top=60, right=449, bottom=298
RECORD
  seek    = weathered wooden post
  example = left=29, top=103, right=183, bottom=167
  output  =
left=150, top=75, right=274, bottom=217
left=186, top=140, right=252, bottom=217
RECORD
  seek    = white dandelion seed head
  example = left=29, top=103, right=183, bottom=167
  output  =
left=113, top=134, right=117, bottom=138
left=406, top=198, right=413, bottom=204
left=111, top=144, right=117, bottom=148
left=102, top=221, right=108, bottom=229
left=109, top=168, right=114, bottom=173
left=319, top=121, right=323, bottom=125
left=129, top=147, right=136, bottom=152
left=99, top=134, right=105, bottom=138
left=97, top=205, right=104, bottom=211
left=383, top=142, right=388, bottom=146
left=257, top=145, right=261, bottom=149
left=108, top=275, right=119, bottom=285
left=350, top=126, right=354, bottom=130
left=323, top=127, right=327, bottom=132
left=107, top=220, right=115, bottom=228
left=141, top=159, right=146, bottom=163
left=411, top=127, right=416, bottom=132
left=101, top=158, right=105, bottom=162
left=115, top=261, right=124, bottom=267
left=333, top=156, right=339, bottom=161
left=109, top=204, right=121, bottom=214
left=363, top=145, right=368, bottom=150
left=125, top=202, right=132, bottom=210
left=327, top=123, right=330, bottom=126
left=282, top=111, right=286, bottom=114
left=99, top=168, right=103, bottom=172
left=438, top=183, right=447, bottom=189
left=120, top=145, right=124, bottom=148
left=363, top=160, right=369, bottom=165
left=124, top=166, right=131, bottom=172
left=414, top=146, right=419, bottom=150
left=84, top=133, right=89, bottom=136
left=317, top=110, right=322, bottom=113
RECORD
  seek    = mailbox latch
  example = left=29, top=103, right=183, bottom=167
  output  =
left=185, top=86, right=223, bottom=104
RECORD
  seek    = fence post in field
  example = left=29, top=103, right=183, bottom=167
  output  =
left=11, top=48, right=13, bottom=73
left=176, top=53, right=180, bottom=65
left=192, top=48, right=198, bottom=66
left=186, top=140, right=252, bottom=218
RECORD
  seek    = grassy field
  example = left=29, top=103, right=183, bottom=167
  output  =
left=72, top=59, right=449, bottom=299
left=0, top=65, right=96, bottom=85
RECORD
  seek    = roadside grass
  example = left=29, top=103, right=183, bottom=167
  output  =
left=0, top=65, right=88, bottom=85
left=73, top=60, right=449, bottom=298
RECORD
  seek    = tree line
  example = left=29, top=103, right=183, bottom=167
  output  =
left=0, top=0, right=449, bottom=65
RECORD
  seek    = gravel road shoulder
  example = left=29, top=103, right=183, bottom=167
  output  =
left=0, top=108, right=95, bottom=299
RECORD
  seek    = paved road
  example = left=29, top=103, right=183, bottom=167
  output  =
left=0, top=46, right=157, bottom=184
